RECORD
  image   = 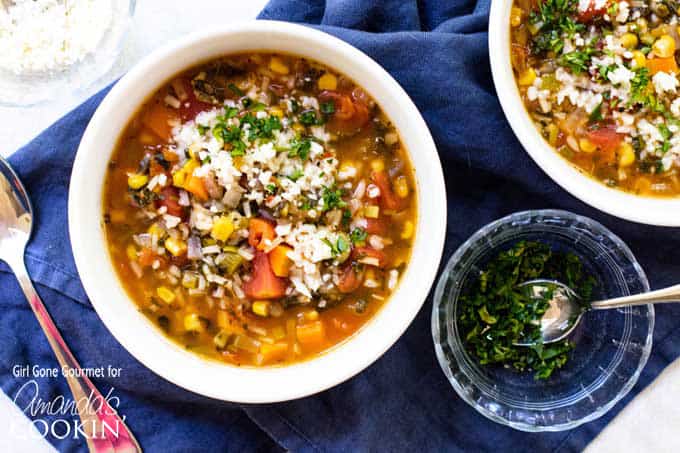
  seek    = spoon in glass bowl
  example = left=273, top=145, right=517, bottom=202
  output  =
left=514, top=278, right=680, bottom=346
left=0, top=157, right=141, bottom=453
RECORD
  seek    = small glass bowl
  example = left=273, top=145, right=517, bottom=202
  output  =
left=432, top=210, right=654, bottom=432
left=0, top=0, right=135, bottom=107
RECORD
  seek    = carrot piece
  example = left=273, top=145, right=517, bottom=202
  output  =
left=269, top=245, right=293, bottom=277
left=184, top=175, right=209, bottom=201
left=162, top=148, right=180, bottom=163
left=647, top=57, right=678, bottom=75
left=296, top=321, right=326, bottom=348
left=371, top=170, right=407, bottom=211
left=259, top=342, right=289, bottom=365
left=138, top=248, right=156, bottom=267
left=337, top=265, right=362, bottom=293
left=244, top=251, right=287, bottom=299
left=248, top=218, right=276, bottom=251
left=143, top=102, right=176, bottom=140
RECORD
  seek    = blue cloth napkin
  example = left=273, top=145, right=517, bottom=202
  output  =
left=2, top=0, right=680, bottom=451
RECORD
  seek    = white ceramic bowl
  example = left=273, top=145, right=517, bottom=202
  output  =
left=69, top=21, right=447, bottom=403
left=489, top=1, right=680, bottom=226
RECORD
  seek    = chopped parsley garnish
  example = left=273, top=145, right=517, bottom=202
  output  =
left=559, top=44, right=595, bottom=74
left=323, top=235, right=350, bottom=257
left=588, top=102, right=603, bottom=123
left=529, top=0, right=584, bottom=55
left=288, top=138, right=312, bottom=160
left=287, top=168, right=304, bottom=182
left=459, top=241, right=596, bottom=380
left=320, top=101, right=335, bottom=115
left=228, top=83, right=244, bottom=97
left=265, top=184, right=277, bottom=195
left=299, top=110, right=322, bottom=126
left=658, top=123, right=672, bottom=153
left=349, top=227, right=367, bottom=244
left=321, top=185, right=347, bottom=211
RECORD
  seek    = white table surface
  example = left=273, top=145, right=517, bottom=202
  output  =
left=1, top=1, right=679, bottom=452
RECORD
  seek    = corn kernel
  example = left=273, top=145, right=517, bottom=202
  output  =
left=271, top=326, right=286, bottom=340
left=653, top=35, right=676, bottom=58
left=619, top=143, right=636, bottom=167
left=127, top=173, right=148, bottom=190
left=510, top=7, right=523, bottom=27
left=211, top=216, right=234, bottom=242
left=156, top=286, right=175, bottom=304
left=527, top=23, right=540, bottom=35
left=252, top=301, right=270, bottom=317
left=269, top=57, right=289, bottom=75
left=126, top=244, right=137, bottom=261
left=147, top=222, right=165, bottom=238
left=304, top=310, right=319, bottom=321
left=270, top=107, right=283, bottom=118
left=546, top=124, right=559, bottom=147
left=401, top=220, right=414, bottom=240
left=292, top=123, right=305, bottom=133
left=317, top=73, right=338, bottom=90
left=518, top=68, right=536, bottom=86
left=164, top=237, right=187, bottom=256
left=620, top=33, right=638, bottom=49
left=184, top=313, right=204, bottom=332
left=364, top=205, right=380, bottom=218
left=173, top=159, right=199, bottom=188
left=394, top=176, right=409, bottom=198
left=579, top=138, right=597, bottom=153
left=370, top=159, right=385, bottom=172
left=632, top=51, right=647, bottom=68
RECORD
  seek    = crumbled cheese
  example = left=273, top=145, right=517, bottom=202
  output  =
left=0, top=0, right=112, bottom=74
left=653, top=72, right=679, bottom=96
left=616, top=1, right=630, bottom=23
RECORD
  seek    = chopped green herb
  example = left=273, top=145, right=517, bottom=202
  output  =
left=287, top=168, right=304, bottom=182
left=299, top=110, right=321, bottom=126
left=228, top=83, right=244, bottom=97
left=321, top=185, right=347, bottom=211
left=349, top=227, right=367, bottom=244
left=459, top=241, right=596, bottom=380
left=320, top=101, right=335, bottom=115
left=288, top=138, right=312, bottom=160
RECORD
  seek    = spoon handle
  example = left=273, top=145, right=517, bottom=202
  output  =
left=591, top=283, right=680, bottom=310
left=10, top=258, right=141, bottom=453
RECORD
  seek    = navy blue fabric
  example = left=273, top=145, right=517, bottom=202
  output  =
left=1, top=0, right=680, bottom=451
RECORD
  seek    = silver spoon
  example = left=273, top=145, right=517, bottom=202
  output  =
left=0, top=157, right=141, bottom=453
left=515, top=278, right=680, bottom=346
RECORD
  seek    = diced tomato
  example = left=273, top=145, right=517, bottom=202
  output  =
left=371, top=170, right=407, bottom=211
left=587, top=124, right=624, bottom=153
left=352, top=246, right=387, bottom=268
left=576, top=1, right=607, bottom=23
left=337, top=265, right=362, bottom=293
left=244, top=251, right=287, bottom=299
left=248, top=218, right=276, bottom=251
left=318, top=90, right=370, bottom=134
left=364, top=217, right=388, bottom=236
left=155, top=187, right=185, bottom=218
left=178, top=79, right=213, bottom=121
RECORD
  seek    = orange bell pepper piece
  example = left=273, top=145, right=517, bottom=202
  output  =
left=248, top=218, right=276, bottom=251
left=647, top=57, right=678, bottom=75
left=269, top=245, right=293, bottom=277
left=184, top=174, right=209, bottom=201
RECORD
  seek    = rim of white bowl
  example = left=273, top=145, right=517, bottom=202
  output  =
left=489, top=1, right=680, bottom=227
left=68, top=21, right=447, bottom=403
